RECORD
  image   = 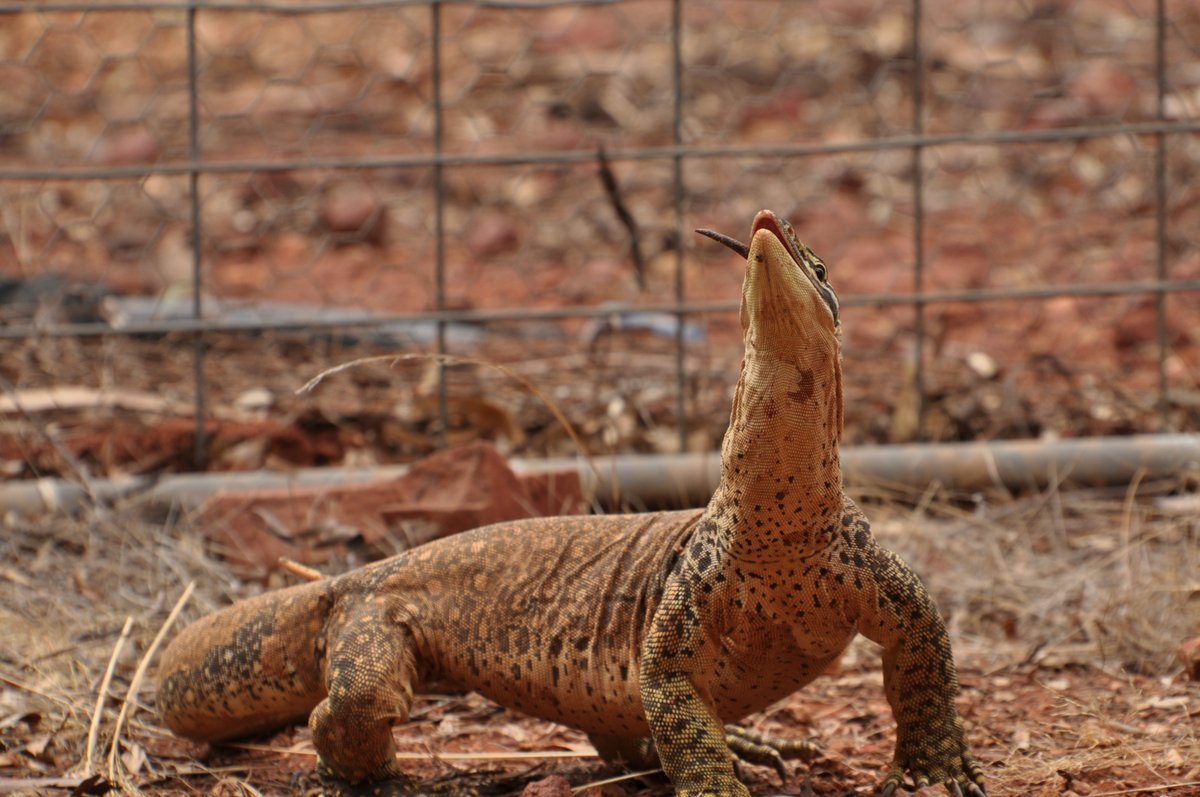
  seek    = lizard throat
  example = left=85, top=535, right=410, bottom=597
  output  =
left=707, top=344, right=845, bottom=561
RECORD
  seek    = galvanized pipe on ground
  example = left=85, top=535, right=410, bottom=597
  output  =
left=3, top=434, right=1196, bottom=517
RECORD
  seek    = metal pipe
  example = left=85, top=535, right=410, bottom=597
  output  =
left=3, top=434, right=1197, bottom=517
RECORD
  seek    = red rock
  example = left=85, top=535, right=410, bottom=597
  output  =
left=95, top=126, right=160, bottom=165
left=379, top=443, right=541, bottom=548
left=1067, top=61, right=1138, bottom=118
left=1112, top=298, right=1158, bottom=350
left=466, top=212, right=520, bottom=258
left=519, top=469, right=587, bottom=517
left=319, top=184, right=385, bottom=244
left=198, top=443, right=585, bottom=577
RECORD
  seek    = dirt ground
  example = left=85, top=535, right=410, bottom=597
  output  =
left=0, top=484, right=1196, bottom=797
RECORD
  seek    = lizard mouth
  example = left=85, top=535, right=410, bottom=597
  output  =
left=697, top=210, right=839, bottom=334
left=697, top=213, right=825, bottom=300
left=749, top=211, right=825, bottom=296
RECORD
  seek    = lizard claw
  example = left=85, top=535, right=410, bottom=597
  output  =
left=724, top=724, right=820, bottom=785
left=881, top=733, right=985, bottom=797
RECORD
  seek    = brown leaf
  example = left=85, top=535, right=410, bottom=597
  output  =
left=24, top=732, right=52, bottom=758
left=121, top=742, right=147, bottom=776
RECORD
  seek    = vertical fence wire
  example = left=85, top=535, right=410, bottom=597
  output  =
left=186, top=1, right=208, bottom=467
left=671, top=0, right=687, bottom=453
left=910, top=0, right=926, bottom=441
left=1154, top=0, right=1170, bottom=428
left=432, top=0, right=449, bottom=445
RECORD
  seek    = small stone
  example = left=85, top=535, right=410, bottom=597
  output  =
left=466, top=212, right=520, bottom=258
left=234, top=387, right=274, bottom=416
left=95, top=126, right=160, bottom=166
left=966, top=351, right=998, bottom=380
left=1067, top=61, right=1138, bottom=117
left=319, top=184, right=385, bottom=244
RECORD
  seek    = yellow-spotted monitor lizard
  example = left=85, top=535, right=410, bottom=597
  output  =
left=158, top=210, right=985, bottom=797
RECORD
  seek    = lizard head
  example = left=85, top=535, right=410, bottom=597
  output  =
left=698, top=209, right=840, bottom=353
left=699, top=209, right=844, bottom=456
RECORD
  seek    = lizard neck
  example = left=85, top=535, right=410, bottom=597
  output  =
left=706, top=336, right=844, bottom=563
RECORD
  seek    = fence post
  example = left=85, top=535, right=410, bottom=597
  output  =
left=186, top=0, right=208, bottom=468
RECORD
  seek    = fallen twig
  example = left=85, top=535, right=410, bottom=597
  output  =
left=226, top=740, right=597, bottom=761
left=0, top=372, right=101, bottom=507
left=1089, top=781, right=1200, bottom=797
left=570, top=768, right=660, bottom=794
left=107, top=582, right=194, bottom=793
left=0, top=775, right=109, bottom=794
left=277, top=558, right=324, bottom=582
left=596, top=145, right=645, bottom=290
left=83, top=616, right=133, bottom=774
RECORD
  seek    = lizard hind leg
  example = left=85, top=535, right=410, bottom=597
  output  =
left=310, top=598, right=420, bottom=792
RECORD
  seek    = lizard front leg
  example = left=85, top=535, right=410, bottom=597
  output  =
left=856, top=546, right=986, bottom=797
left=640, top=576, right=749, bottom=797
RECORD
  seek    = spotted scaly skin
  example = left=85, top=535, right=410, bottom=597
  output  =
left=158, top=210, right=985, bottom=797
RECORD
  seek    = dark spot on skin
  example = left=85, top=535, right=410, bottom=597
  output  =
left=787, top=369, right=815, bottom=403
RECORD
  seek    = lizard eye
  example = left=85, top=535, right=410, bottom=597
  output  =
left=814, top=264, right=827, bottom=282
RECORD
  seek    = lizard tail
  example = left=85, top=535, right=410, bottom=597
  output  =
left=157, top=578, right=334, bottom=742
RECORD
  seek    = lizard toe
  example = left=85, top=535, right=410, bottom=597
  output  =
left=881, top=765, right=984, bottom=797
left=725, top=725, right=822, bottom=787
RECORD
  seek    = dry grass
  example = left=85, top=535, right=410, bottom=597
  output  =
left=0, top=482, right=1197, bottom=796
left=859, top=479, right=1200, bottom=676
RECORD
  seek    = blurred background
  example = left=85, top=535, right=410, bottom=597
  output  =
left=1, top=0, right=1198, bottom=479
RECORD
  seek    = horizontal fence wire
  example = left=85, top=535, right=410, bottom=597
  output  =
left=0, top=0, right=622, bottom=11
left=4, top=281, right=1200, bottom=340
left=3, top=121, right=1199, bottom=181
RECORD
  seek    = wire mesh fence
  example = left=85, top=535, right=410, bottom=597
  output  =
left=1, top=0, right=1198, bottom=478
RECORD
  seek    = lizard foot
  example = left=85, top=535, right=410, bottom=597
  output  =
left=878, top=750, right=985, bottom=797
left=725, top=724, right=821, bottom=783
